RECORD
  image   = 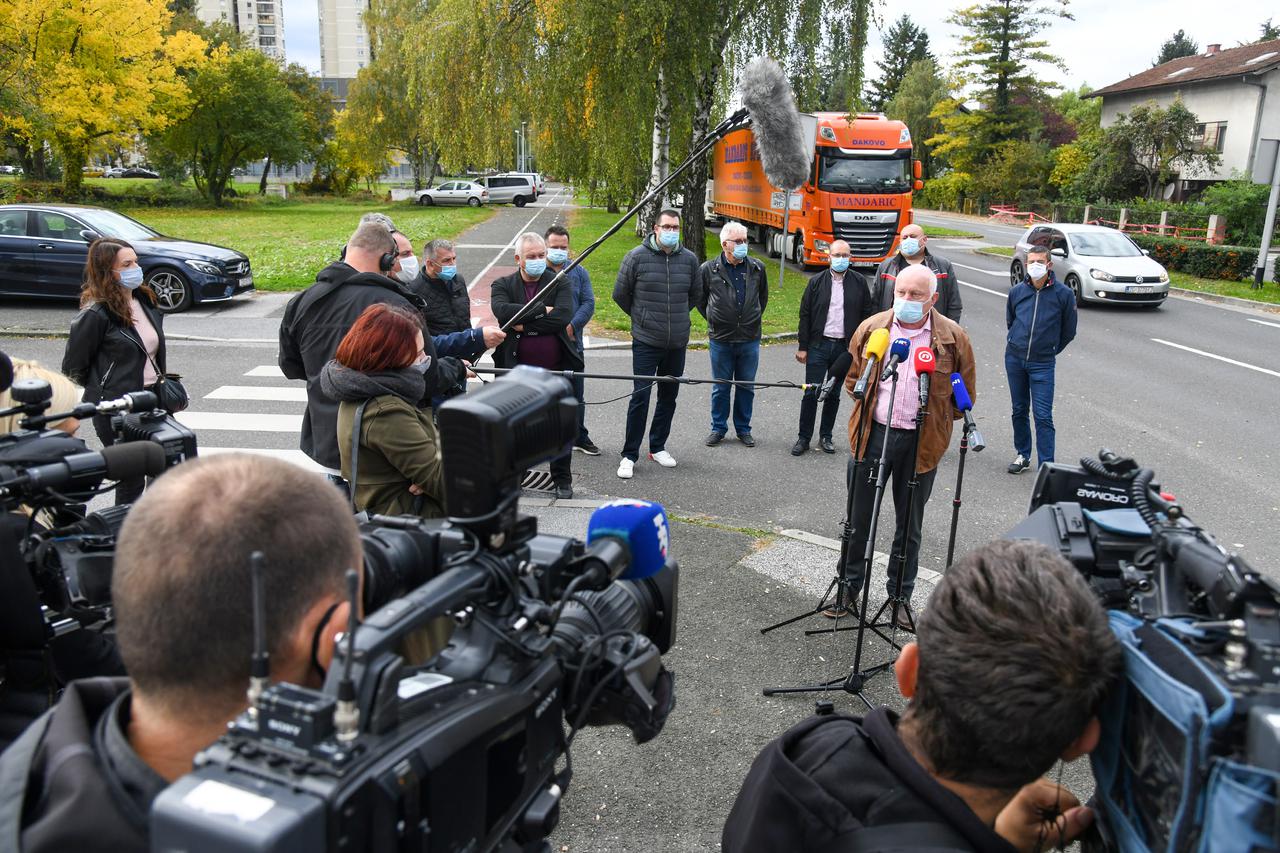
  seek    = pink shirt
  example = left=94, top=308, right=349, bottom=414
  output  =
left=822, top=272, right=845, bottom=339
left=872, top=315, right=932, bottom=429
left=130, top=299, right=160, bottom=386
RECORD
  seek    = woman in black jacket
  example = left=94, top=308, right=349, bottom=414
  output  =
left=62, top=238, right=169, bottom=504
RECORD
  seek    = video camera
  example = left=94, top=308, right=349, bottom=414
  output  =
left=152, top=366, right=680, bottom=852
left=1006, top=450, right=1280, bottom=852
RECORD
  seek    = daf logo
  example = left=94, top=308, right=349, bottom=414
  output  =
left=850, top=214, right=876, bottom=222
left=1076, top=487, right=1129, bottom=504
left=1135, top=276, right=1144, bottom=284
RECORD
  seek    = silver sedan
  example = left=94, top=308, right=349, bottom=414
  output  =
left=1011, top=223, right=1170, bottom=308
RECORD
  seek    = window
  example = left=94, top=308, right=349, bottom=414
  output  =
left=437, top=182, right=456, bottom=191
left=1196, top=122, right=1227, bottom=153
left=816, top=149, right=911, bottom=194
left=0, top=210, right=27, bottom=236
left=34, top=212, right=86, bottom=240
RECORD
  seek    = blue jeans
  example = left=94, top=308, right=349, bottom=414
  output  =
left=797, top=338, right=845, bottom=442
left=622, top=342, right=686, bottom=461
left=571, top=344, right=590, bottom=443
left=709, top=339, right=760, bottom=435
left=1005, top=352, right=1056, bottom=466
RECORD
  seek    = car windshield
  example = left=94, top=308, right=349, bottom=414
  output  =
left=1069, top=231, right=1142, bottom=257
left=74, top=209, right=159, bottom=241
left=817, top=150, right=911, bottom=193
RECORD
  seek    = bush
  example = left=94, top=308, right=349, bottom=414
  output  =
left=1130, top=234, right=1256, bottom=280
left=1200, top=178, right=1271, bottom=245
left=917, top=171, right=973, bottom=211
left=0, top=179, right=206, bottom=207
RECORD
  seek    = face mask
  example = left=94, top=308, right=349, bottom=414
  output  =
left=658, top=230, right=680, bottom=248
left=830, top=257, right=850, bottom=273
left=731, top=243, right=749, bottom=260
left=437, top=264, right=457, bottom=281
left=1027, top=262, right=1048, bottom=280
left=394, top=256, right=419, bottom=284
left=893, top=297, right=925, bottom=324
left=524, top=258, right=547, bottom=278
left=899, top=237, right=921, bottom=257
left=547, top=248, right=569, bottom=266
left=118, top=266, right=144, bottom=290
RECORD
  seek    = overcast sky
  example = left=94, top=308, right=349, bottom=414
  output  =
left=282, top=0, right=1275, bottom=91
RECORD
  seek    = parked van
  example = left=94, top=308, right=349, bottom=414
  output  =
left=502, top=172, right=545, bottom=196
left=479, top=175, right=538, bottom=207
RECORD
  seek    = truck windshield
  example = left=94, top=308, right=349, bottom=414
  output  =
left=817, top=150, right=911, bottom=194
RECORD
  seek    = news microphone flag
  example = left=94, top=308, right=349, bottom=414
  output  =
left=586, top=500, right=670, bottom=581
left=950, top=373, right=973, bottom=411
left=913, top=347, right=935, bottom=407
left=949, top=373, right=985, bottom=452
left=852, top=329, right=891, bottom=400
left=880, top=337, right=911, bottom=381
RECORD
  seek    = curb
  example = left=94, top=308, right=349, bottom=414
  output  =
left=1168, top=287, right=1280, bottom=314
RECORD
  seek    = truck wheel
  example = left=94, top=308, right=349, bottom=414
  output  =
left=792, top=233, right=805, bottom=269
left=765, top=228, right=779, bottom=258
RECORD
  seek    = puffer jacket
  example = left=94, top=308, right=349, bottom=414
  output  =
left=696, top=254, right=768, bottom=342
left=409, top=271, right=472, bottom=337
left=612, top=235, right=702, bottom=349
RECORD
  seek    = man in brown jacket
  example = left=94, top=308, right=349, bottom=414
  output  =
left=834, top=264, right=977, bottom=627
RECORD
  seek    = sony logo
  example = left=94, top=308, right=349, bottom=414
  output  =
left=1076, top=488, right=1129, bottom=504
left=267, top=718, right=302, bottom=736
left=535, top=688, right=558, bottom=719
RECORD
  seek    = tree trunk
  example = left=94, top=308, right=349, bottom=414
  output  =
left=635, top=67, right=671, bottom=238
left=57, top=139, right=87, bottom=196
left=259, top=154, right=272, bottom=195
left=681, top=7, right=734, bottom=262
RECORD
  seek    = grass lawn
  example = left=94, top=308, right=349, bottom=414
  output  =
left=1168, top=271, right=1280, bottom=306
left=975, top=245, right=1015, bottom=257
left=118, top=200, right=493, bottom=291
left=569, top=208, right=816, bottom=339
left=924, top=225, right=984, bottom=239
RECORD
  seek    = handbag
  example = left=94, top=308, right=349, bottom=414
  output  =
left=146, top=353, right=189, bottom=414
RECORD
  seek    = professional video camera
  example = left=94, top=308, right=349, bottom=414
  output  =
left=152, top=366, right=680, bottom=853
left=1006, top=450, right=1279, bottom=853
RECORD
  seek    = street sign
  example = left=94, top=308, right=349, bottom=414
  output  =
left=1252, top=139, right=1278, bottom=185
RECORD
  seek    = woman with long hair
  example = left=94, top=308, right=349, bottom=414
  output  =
left=320, top=303, right=445, bottom=518
left=61, top=238, right=168, bottom=504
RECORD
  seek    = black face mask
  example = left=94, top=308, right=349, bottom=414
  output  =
left=309, top=601, right=343, bottom=683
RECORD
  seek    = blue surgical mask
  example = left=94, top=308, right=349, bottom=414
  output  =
left=658, top=230, right=680, bottom=248
left=830, top=257, right=850, bottom=273
left=893, top=297, right=925, bottom=324
left=438, top=264, right=457, bottom=281
left=547, top=248, right=569, bottom=265
left=524, top=258, right=547, bottom=278
left=731, top=243, right=749, bottom=260
left=118, top=266, right=144, bottom=290
left=899, top=237, right=921, bottom=257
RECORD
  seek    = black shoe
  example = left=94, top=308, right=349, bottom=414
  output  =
left=1008, top=454, right=1031, bottom=474
left=554, top=484, right=573, bottom=500
left=819, top=436, right=835, bottom=454
left=791, top=439, right=809, bottom=456
left=705, top=431, right=726, bottom=447
left=892, top=606, right=915, bottom=631
left=739, top=433, right=755, bottom=448
left=574, top=439, right=601, bottom=456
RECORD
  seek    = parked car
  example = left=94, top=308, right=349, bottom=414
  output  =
left=478, top=175, right=538, bottom=207
left=102, top=167, right=127, bottom=178
left=414, top=181, right=488, bottom=207
left=502, top=171, right=545, bottom=196
left=1011, top=223, right=1169, bottom=308
left=0, top=204, right=253, bottom=313
left=121, top=167, right=160, bottom=179
left=0, top=165, right=22, bottom=176
left=81, top=166, right=105, bottom=178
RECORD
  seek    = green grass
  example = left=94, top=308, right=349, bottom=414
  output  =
left=119, top=200, right=493, bottom=291
left=975, top=245, right=1015, bottom=257
left=1168, top=271, right=1280, bottom=306
left=923, top=226, right=984, bottom=239
left=570, top=208, right=814, bottom=339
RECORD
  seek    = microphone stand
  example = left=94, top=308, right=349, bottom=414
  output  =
left=763, top=363, right=903, bottom=709
left=944, top=424, right=974, bottom=569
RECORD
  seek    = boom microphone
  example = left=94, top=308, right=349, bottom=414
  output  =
left=852, top=328, right=890, bottom=400
left=816, top=350, right=854, bottom=403
left=880, top=337, right=911, bottom=381
left=913, top=348, right=936, bottom=408
left=0, top=441, right=166, bottom=495
left=949, top=373, right=985, bottom=452
left=738, top=57, right=812, bottom=190
left=584, top=499, right=670, bottom=583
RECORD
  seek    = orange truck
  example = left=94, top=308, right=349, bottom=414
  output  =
left=710, top=113, right=922, bottom=270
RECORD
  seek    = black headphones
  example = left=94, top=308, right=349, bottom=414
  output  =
left=378, top=234, right=398, bottom=273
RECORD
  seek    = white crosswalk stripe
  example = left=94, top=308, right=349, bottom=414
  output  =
left=245, top=365, right=286, bottom=378
left=179, top=411, right=304, bottom=432
left=205, top=385, right=309, bottom=402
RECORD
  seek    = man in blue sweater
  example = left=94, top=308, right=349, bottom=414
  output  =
left=1005, top=245, right=1077, bottom=474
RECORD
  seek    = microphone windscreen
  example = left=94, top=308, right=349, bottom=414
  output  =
left=950, top=373, right=973, bottom=411
left=587, top=499, right=669, bottom=581
left=0, top=350, right=12, bottom=394
left=864, top=328, right=890, bottom=359
left=102, top=441, right=167, bottom=481
left=127, top=390, right=159, bottom=412
left=738, top=57, right=811, bottom=190
left=826, top=350, right=854, bottom=379
left=889, top=337, right=911, bottom=362
left=912, top=347, right=936, bottom=374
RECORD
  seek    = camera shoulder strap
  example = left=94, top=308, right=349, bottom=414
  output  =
left=348, top=400, right=369, bottom=514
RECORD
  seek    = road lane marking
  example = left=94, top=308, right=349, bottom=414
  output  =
left=205, top=385, right=307, bottom=402
left=1151, top=338, right=1280, bottom=379
left=951, top=261, right=1007, bottom=279
left=469, top=186, right=569, bottom=291
left=177, top=411, right=304, bottom=431
left=245, top=365, right=285, bottom=377
left=1247, top=318, right=1280, bottom=330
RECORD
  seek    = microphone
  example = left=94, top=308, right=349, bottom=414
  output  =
left=949, top=373, right=986, bottom=453
left=852, top=328, right=890, bottom=400
left=0, top=350, right=12, bottom=394
left=880, top=337, right=911, bottom=381
left=816, top=350, right=854, bottom=404
left=92, top=389, right=159, bottom=415
left=0, top=441, right=166, bottom=494
left=913, top=348, right=936, bottom=408
left=583, top=499, right=670, bottom=585
left=738, top=57, right=812, bottom=190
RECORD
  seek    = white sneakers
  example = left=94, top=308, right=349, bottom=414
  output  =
left=616, top=451, right=678, bottom=479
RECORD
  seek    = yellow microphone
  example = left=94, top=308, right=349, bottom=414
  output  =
left=853, top=328, right=891, bottom=400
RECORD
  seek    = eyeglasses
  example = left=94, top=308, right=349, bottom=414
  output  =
left=727, top=238, right=748, bottom=245
left=657, top=225, right=681, bottom=232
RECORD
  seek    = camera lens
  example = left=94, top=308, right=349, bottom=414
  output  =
left=359, top=525, right=440, bottom=612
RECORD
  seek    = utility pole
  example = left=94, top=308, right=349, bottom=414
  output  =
left=1253, top=139, right=1279, bottom=289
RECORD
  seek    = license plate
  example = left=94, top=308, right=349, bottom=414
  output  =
left=240, top=275, right=253, bottom=287
left=1128, top=285, right=1154, bottom=294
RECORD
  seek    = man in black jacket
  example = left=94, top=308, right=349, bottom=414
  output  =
left=792, top=239, right=872, bottom=456
left=411, top=238, right=472, bottom=336
left=0, top=454, right=361, bottom=853
left=723, top=540, right=1122, bottom=853
left=611, top=209, right=702, bottom=480
left=696, top=221, right=767, bottom=447
left=871, top=224, right=964, bottom=323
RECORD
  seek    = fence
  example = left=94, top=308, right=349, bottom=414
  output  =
left=979, top=202, right=1224, bottom=244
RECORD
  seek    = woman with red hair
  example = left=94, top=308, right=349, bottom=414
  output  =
left=319, top=303, right=444, bottom=517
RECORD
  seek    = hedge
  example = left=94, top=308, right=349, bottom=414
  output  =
left=0, top=180, right=211, bottom=207
left=1129, top=234, right=1256, bottom=281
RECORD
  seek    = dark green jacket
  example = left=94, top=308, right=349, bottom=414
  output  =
left=337, top=395, right=444, bottom=518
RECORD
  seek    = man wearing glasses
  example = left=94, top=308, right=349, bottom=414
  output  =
left=697, top=221, right=768, bottom=448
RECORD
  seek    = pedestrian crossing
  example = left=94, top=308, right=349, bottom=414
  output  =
left=184, top=363, right=320, bottom=470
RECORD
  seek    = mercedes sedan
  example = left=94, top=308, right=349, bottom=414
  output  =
left=1010, top=223, right=1169, bottom=308
left=0, top=204, right=253, bottom=313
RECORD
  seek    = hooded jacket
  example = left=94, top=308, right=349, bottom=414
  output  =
left=1005, top=272, right=1077, bottom=363
left=696, top=254, right=768, bottom=343
left=872, top=249, right=964, bottom=324
left=612, top=235, right=703, bottom=349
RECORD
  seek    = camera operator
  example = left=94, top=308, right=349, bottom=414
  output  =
left=723, top=540, right=1123, bottom=853
left=0, top=454, right=361, bottom=852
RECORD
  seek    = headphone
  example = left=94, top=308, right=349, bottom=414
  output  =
left=378, top=233, right=398, bottom=273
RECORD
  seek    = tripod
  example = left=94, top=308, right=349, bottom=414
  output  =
left=762, top=363, right=904, bottom=709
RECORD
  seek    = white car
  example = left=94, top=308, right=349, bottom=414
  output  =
left=102, top=167, right=127, bottom=179
left=415, top=181, right=489, bottom=207
left=1011, top=223, right=1170, bottom=308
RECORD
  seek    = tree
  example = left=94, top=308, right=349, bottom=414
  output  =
left=1153, top=30, right=1199, bottom=66
left=868, top=16, right=933, bottom=112
left=884, top=58, right=949, bottom=177
left=972, top=139, right=1053, bottom=203
left=0, top=0, right=206, bottom=194
left=258, top=64, right=334, bottom=195
left=1091, top=99, right=1221, bottom=199
left=1258, top=19, right=1280, bottom=42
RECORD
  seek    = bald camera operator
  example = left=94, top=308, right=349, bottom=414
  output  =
left=0, top=455, right=361, bottom=852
